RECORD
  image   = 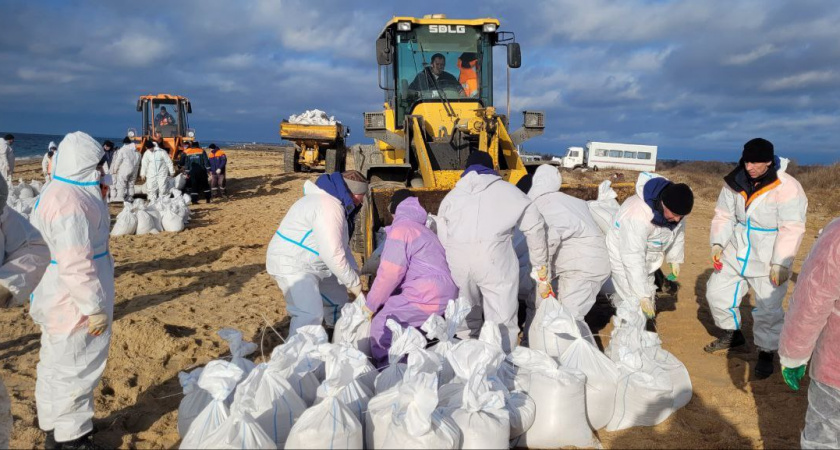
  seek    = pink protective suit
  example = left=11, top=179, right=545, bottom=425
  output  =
left=779, top=217, right=840, bottom=389
left=367, top=197, right=458, bottom=368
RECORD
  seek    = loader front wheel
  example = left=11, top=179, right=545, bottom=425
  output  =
left=283, top=147, right=300, bottom=173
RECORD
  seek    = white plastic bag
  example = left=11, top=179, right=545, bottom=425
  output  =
left=199, top=398, right=276, bottom=449
left=217, top=328, right=257, bottom=376
left=111, top=204, right=138, bottom=236
left=588, top=180, right=620, bottom=235
left=528, top=295, right=595, bottom=360
left=560, top=337, right=620, bottom=430
left=442, top=371, right=510, bottom=449
left=381, top=372, right=460, bottom=449
left=313, top=344, right=375, bottom=424
left=285, top=392, right=363, bottom=449
left=162, top=206, right=185, bottom=232
left=177, top=368, right=212, bottom=438
left=332, top=294, right=372, bottom=356
left=607, top=368, right=674, bottom=431
left=269, top=325, right=328, bottom=405
left=421, top=298, right=471, bottom=385
left=373, top=319, right=426, bottom=394
left=179, top=361, right=245, bottom=449
left=507, top=347, right=598, bottom=449
left=135, top=208, right=158, bottom=235
left=230, top=363, right=306, bottom=448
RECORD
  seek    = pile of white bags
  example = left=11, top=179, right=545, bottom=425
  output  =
left=373, top=319, right=426, bottom=394
left=528, top=295, right=597, bottom=359
left=288, top=109, right=340, bottom=125
left=179, top=361, right=245, bottom=449
left=421, top=298, right=471, bottom=385
left=111, top=192, right=191, bottom=236
left=6, top=179, right=42, bottom=220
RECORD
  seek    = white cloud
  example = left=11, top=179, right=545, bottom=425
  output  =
left=212, top=53, right=258, bottom=70
left=90, top=32, right=172, bottom=68
left=761, top=70, right=836, bottom=91
left=16, top=68, right=77, bottom=84
left=723, top=44, right=778, bottom=66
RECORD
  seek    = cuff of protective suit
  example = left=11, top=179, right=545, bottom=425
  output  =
left=779, top=354, right=810, bottom=368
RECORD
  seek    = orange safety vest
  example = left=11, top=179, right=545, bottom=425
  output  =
left=457, top=57, right=478, bottom=97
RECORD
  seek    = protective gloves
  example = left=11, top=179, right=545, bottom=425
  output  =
left=667, top=263, right=680, bottom=281
left=537, top=281, right=554, bottom=299
left=770, top=264, right=790, bottom=287
left=711, top=244, right=724, bottom=271
left=87, top=313, right=108, bottom=337
left=640, top=297, right=656, bottom=319
left=348, top=283, right=363, bottom=298
left=0, top=285, right=14, bottom=308
left=782, top=364, right=807, bottom=391
left=536, top=265, right=548, bottom=282
left=215, top=169, right=221, bottom=174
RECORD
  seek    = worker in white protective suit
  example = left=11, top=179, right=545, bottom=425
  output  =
left=29, top=131, right=115, bottom=449
left=528, top=165, right=611, bottom=322
left=109, top=137, right=140, bottom=202
left=0, top=134, right=14, bottom=181
left=512, top=175, right=537, bottom=345
left=0, top=173, right=51, bottom=450
left=437, top=151, right=549, bottom=352
left=140, top=140, right=175, bottom=201
left=266, top=170, right=368, bottom=336
left=606, top=172, right=693, bottom=321
left=704, top=138, right=807, bottom=380
left=43, top=141, right=58, bottom=182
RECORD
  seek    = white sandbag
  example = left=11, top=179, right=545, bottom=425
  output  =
left=560, top=337, right=621, bottom=430
left=269, top=325, right=328, bottom=405
left=135, top=209, right=158, bottom=235
left=373, top=319, right=426, bottom=394
left=381, top=372, right=460, bottom=449
left=162, top=207, right=185, bottom=232
left=506, top=391, right=536, bottom=440
left=442, top=371, right=510, bottom=449
left=217, top=328, right=257, bottom=377
left=285, top=393, right=363, bottom=449
left=29, top=179, right=43, bottom=193
left=111, top=204, right=138, bottom=236
left=528, top=295, right=595, bottom=360
left=421, top=298, right=471, bottom=385
left=332, top=294, right=372, bottom=356
left=230, top=363, right=306, bottom=448
left=642, top=346, right=693, bottom=410
left=366, top=350, right=443, bottom=448
left=313, top=344, right=376, bottom=424
left=174, top=173, right=187, bottom=190
left=146, top=204, right=164, bottom=231
left=179, top=361, right=244, bottom=449
left=507, top=347, right=598, bottom=449
left=177, top=368, right=212, bottom=438
left=606, top=367, right=674, bottom=431
left=199, top=398, right=276, bottom=449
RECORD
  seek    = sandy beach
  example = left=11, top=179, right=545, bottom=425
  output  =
left=1, top=149, right=836, bottom=448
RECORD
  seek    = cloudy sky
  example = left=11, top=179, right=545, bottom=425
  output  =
left=2, top=0, right=839, bottom=163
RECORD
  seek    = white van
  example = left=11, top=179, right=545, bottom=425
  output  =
left=558, top=142, right=657, bottom=172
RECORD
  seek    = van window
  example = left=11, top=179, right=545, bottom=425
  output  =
left=570, top=151, right=579, bottom=157
left=637, top=152, right=651, bottom=160
left=623, top=151, right=636, bottom=158
left=595, top=149, right=607, bottom=157
left=609, top=150, right=622, bottom=158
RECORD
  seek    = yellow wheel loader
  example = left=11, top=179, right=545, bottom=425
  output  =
left=128, top=94, right=196, bottom=159
left=280, top=121, right=348, bottom=173
left=353, top=15, right=633, bottom=264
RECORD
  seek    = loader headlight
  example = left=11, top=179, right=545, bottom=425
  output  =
left=523, top=111, right=545, bottom=129
left=127, top=128, right=136, bottom=138
left=397, top=21, right=412, bottom=31
left=364, top=112, right=387, bottom=131
left=483, top=23, right=497, bottom=33
left=187, top=129, right=195, bottom=138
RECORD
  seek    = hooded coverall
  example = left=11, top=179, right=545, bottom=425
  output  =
left=141, top=145, right=175, bottom=201
left=29, top=132, right=115, bottom=443
left=0, top=174, right=51, bottom=449
left=266, top=173, right=361, bottom=335
left=109, top=143, right=140, bottom=202
left=366, top=197, right=459, bottom=367
left=779, top=218, right=840, bottom=449
left=606, top=172, right=686, bottom=317
left=529, top=165, right=610, bottom=321
left=707, top=157, right=807, bottom=351
left=0, top=139, right=14, bottom=181
left=438, top=169, right=548, bottom=352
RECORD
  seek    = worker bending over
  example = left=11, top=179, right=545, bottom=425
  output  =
left=528, top=165, right=611, bottom=322
left=607, top=172, right=693, bottom=320
left=30, top=132, right=115, bottom=449
left=266, top=171, right=368, bottom=336
left=705, top=138, right=807, bottom=379
left=367, top=190, right=458, bottom=368
left=438, top=151, right=548, bottom=352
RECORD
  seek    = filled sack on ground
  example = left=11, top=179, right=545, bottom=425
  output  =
left=313, top=344, right=375, bottom=424
left=381, top=371, right=460, bottom=449
left=440, top=370, right=510, bottom=449
left=179, top=361, right=244, bottom=449
left=217, top=328, right=257, bottom=377
left=199, top=397, right=276, bottom=449
left=373, top=319, right=426, bottom=394
left=177, top=368, right=212, bottom=438
left=559, top=326, right=621, bottom=430
left=529, top=295, right=596, bottom=360
left=421, top=297, right=471, bottom=385
left=269, top=325, right=327, bottom=405
left=332, top=294, right=372, bottom=356
left=111, top=203, right=138, bottom=236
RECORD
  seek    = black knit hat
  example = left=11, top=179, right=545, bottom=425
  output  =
left=466, top=151, right=494, bottom=169
left=3, top=134, right=13, bottom=141
left=515, top=174, right=533, bottom=194
left=742, top=138, right=774, bottom=163
left=191, top=141, right=201, bottom=148
left=389, top=189, right=416, bottom=214
left=143, top=140, right=155, bottom=149
left=103, top=140, right=114, bottom=149
left=122, top=137, right=132, bottom=144
left=661, top=183, right=694, bottom=216
left=208, top=143, right=218, bottom=150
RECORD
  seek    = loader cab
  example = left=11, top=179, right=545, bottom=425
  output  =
left=131, top=94, right=196, bottom=159
left=376, top=16, right=519, bottom=127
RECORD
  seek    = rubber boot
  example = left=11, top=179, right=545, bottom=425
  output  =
left=45, top=430, right=56, bottom=450
left=755, top=351, right=775, bottom=379
left=704, top=329, right=746, bottom=353
left=56, top=432, right=102, bottom=450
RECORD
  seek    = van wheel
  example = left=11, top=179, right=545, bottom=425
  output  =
left=592, top=165, right=599, bottom=172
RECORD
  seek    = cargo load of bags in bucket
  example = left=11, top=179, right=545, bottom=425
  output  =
left=111, top=190, right=192, bottom=236
left=176, top=294, right=692, bottom=449
left=6, top=179, right=44, bottom=220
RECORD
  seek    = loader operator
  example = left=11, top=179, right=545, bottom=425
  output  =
left=155, top=107, right=175, bottom=128
left=408, top=53, right=464, bottom=97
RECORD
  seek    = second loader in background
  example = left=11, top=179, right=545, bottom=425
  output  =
left=280, top=118, right=348, bottom=174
